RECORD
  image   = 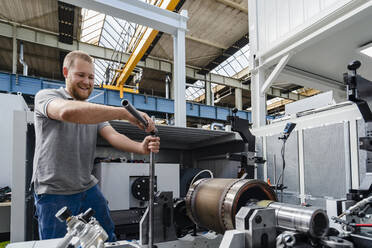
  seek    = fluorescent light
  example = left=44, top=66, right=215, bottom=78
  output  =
left=359, top=43, right=372, bottom=58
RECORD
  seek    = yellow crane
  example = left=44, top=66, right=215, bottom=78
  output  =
left=102, top=0, right=181, bottom=98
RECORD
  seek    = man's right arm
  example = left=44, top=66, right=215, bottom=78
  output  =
left=47, top=98, right=131, bottom=124
left=35, top=89, right=155, bottom=131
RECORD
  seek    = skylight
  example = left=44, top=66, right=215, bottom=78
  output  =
left=185, top=44, right=250, bottom=102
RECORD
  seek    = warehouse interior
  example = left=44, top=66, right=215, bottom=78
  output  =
left=1, top=0, right=372, bottom=248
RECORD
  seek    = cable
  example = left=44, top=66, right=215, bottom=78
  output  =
left=190, top=169, right=214, bottom=186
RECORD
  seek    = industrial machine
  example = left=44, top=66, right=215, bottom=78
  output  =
left=12, top=177, right=366, bottom=248
left=7, top=62, right=372, bottom=247
left=46, top=61, right=372, bottom=247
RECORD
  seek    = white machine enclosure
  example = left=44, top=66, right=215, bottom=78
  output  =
left=95, top=163, right=180, bottom=211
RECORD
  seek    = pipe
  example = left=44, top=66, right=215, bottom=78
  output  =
left=165, top=75, right=170, bottom=99
left=12, top=24, right=17, bottom=74
left=19, top=41, right=28, bottom=76
left=0, top=18, right=59, bottom=36
left=165, top=75, right=170, bottom=124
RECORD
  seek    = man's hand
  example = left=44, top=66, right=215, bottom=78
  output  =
left=140, top=136, right=160, bottom=154
left=127, top=110, right=156, bottom=133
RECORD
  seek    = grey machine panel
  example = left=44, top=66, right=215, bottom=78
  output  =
left=96, top=162, right=179, bottom=211
left=197, top=159, right=240, bottom=178
left=357, top=119, right=372, bottom=184
left=266, top=132, right=300, bottom=205
left=303, top=123, right=350, bottom=208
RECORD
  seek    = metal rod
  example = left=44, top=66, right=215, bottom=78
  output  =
left=121, top=99, right=148, bottom=127
left=149, top=121, right=155, bottom=248
left=121, top=100, right=156, bottom=247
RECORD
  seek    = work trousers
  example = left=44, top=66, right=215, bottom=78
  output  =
left=34, top=184, right=116, bottom=242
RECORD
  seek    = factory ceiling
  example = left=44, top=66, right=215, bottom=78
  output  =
left=0, top=0, right=311, bottom=112
left=0, top=0, right=251, bottom=107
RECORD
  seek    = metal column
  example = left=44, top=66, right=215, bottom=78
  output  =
left=251, top=68, right=266, bottom=128
left=235, top=88, right=242, bottom=110
left=205, top=81, right=212, bottom=105
left=173, top=10, right=188, bottom=127
left=248, top=0, right=266, bottom=128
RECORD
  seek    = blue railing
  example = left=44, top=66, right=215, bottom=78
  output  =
left=0, top=72, right=251, bottom=121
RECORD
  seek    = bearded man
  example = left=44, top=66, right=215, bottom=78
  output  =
left=32, top=50, right=160, bottom=241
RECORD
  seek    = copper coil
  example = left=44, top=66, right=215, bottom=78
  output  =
left=185, top=178, right=276, bottom=233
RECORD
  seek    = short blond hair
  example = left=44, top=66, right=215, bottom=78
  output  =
left=63, top=50, right=93, bottom=70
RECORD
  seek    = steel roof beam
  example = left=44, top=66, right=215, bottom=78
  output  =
left=216, top=0, right=248, bottom=14
left=0, top=21, right=304, bottom=100
left=60, top=0, right=187, bottom=35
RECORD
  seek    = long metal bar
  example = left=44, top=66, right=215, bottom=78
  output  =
left=60, top=0, right=187, bottom=35
left=185, top=35, right=227, bottom=50
left=260, top=53, right=291, bottom=95
left=121, top=100, right=157, bottom=247
left=149, top=120, right=155, bottom=248
left=121, top=100, right=148, bottom=127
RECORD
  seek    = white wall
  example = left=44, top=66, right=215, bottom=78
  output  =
left=256, top=0, right=351, bottom=54
left=0, top=93, right=29, bottom=188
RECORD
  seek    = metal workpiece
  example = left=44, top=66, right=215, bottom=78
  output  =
left=262, top=201, right=329, bottom=238
left=55, top=207, right=108, bottom=248
left=185, top=179, right=277, bottom=233
left=236, top=206, right=277, bottom=248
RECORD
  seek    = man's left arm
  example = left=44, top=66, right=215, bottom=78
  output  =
left=99, top=125, right=160, bottom=154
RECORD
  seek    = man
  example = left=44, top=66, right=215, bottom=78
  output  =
left=32, top=50, right=160, bottom=241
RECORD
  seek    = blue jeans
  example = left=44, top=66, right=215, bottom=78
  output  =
left=34, top=184, right=116, bottom=242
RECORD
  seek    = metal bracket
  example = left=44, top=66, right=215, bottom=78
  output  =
left=139, top=192, right=177, bottom=245
left=227, top=114, right=255, bottom=152
left=344, top=61, right=372, bottom=123
left=260, top=53, right=292, bottom=95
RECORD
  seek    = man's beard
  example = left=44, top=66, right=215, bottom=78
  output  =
left=70, top=84, right=92, bottom=101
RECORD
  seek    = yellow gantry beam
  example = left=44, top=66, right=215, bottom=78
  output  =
left=102, top=84, right=139, bottom=94
left=110, top=0, right=180, bottom=98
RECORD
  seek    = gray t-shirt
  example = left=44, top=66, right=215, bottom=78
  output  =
left=32, top=87, right=110, bottom=195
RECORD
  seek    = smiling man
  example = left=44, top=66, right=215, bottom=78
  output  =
left=31, top=50, right=160, bottom=241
